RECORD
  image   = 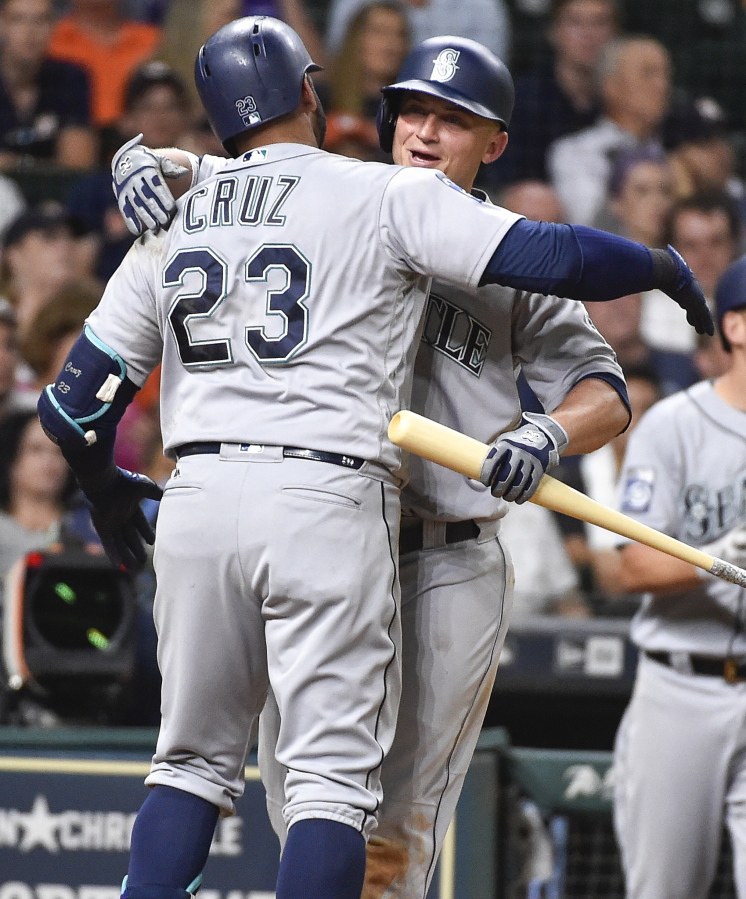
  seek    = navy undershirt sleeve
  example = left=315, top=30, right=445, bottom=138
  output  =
left=480, top=219, right=655, bottom=302
left=576, top=372, right=632, bottom=432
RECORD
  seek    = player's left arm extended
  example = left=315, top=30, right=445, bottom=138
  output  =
left=480, top=219, right=713, bottom=336
left=37, top=325, right=162, bottom=571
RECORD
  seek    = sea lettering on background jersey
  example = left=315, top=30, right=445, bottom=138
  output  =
left=421, top=293, right=491, bottom=376
left=681, top=477, right=746, bottom=543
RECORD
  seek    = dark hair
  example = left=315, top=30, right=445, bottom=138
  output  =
left=124, top=61, right=189, bottom=113
left=607, top=145, right=669, bottom=198
left=665, top=190, right=741, bottom=246
left=0, top=411, right=75, bottom=511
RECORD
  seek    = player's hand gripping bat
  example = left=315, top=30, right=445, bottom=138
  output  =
left=388, top=410, right=746, bottom=588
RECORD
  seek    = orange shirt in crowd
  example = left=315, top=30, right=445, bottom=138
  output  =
left=49, top=19, right=161, bottom=126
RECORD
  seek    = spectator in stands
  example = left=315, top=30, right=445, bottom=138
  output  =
left=487, top=0, right=617, bottom=187
left=0, top=410, right=75, bottom=580
left=0, top=298, right=34, bottom=419
left=584, top=291, right=697, bottom=398
left=18, top=283, right=99, bottom=391
left=66, top=62, right=190, bottom=281
left=666, top=99, right=746, bottom=231
left=329, top=1, right=410, bottom=126
left=326, top=0, right=511, bottom=66
left=0, top=206, right=98, bottom=340
left=323, top=110, right=382, bottom=160
left=548, top=36, right=672, bottom=226
left=595, top=145, right=674, bottom=246
left=667, top=192, right=740, bottom=302
left=629, top=191, right=739, bottom=384
left=0, top=0, right=96, bottom=169
left=497, top=179, right=567, bottom=223
left=159, top=0, right=324, bottom=114
left=49, top=0, right=161, bottom=129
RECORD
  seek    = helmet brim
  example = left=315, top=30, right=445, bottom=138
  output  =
left=381, top=79, right=507, bottom=130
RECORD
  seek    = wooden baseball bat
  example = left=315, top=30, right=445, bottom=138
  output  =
left=388, top=410, right=746, bottom=588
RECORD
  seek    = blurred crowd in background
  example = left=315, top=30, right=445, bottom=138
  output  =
left=0, top=0, right=745, bottom=720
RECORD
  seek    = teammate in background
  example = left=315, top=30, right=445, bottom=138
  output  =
left=612, top=255, right=746, bottom=899
left=106, top=24, right=714, bottom=899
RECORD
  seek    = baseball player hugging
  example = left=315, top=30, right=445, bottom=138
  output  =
left=613, top=255, right=746, bottom=899
left=40, top=15, right=715, bottom=899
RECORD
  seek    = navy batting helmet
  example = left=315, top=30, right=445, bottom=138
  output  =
left=377, top=36, right=514, bottom=153
left=715, top=254, right=746, bottom=332
left=195, top=16, right=322, bottom=155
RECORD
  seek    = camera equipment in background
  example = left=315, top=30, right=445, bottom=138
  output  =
left=1, top=538, right=138, bottom=725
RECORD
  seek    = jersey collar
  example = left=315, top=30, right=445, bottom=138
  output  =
left=238, top=143, right=324, bottom=167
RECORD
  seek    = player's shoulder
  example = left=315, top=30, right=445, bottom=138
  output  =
left=385, top=164, right=481, bottom=198
left=124, top=226, right=170, bottom=271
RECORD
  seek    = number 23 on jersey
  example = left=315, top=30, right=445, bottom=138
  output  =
left=163, top=243, right=311, bottom=367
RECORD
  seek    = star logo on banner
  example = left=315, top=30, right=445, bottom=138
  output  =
left=17, top=794, right=59, bottom=852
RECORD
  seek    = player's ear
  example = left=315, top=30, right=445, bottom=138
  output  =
left=482, top=129, right=509, bottom=166
left=300, top=75, right=317, bottom=113
left=721, top=309, right=746, bottom=349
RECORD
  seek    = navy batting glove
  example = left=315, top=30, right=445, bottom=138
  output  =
left=657, top=245, right=714, bottom=336
left=480, top=412, right=569, bottom=504
left=79, top=465, right=163, bottom=571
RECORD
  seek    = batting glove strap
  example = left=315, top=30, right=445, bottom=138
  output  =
left=112, top=133, right=190, bottom=236
left=480, top=412, right=569, bottom=504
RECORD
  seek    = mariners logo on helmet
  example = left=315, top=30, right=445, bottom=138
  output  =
left=236, top=96, right=261, bottom=128
left=431, top=49, right=460, bottom=83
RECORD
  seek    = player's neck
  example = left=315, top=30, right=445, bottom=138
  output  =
left=234, top=117, right=318, bottom=154
left=714, top=360, right=746, bottom=411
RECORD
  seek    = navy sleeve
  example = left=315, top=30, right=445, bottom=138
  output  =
left=479, top=219, right=655, bottom=302
left=576, top=372, right=632, bottom=431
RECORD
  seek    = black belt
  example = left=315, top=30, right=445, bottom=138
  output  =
left=174, top=442, right=365, bottom=470
left=399, top=519, right=480, bottom=555
left=645, top=650, right=746, bottom=683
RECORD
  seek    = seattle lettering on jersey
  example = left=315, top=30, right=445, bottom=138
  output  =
left=682, top=477, right=746, bottom=543
left=183, top=175, right=300, bottom=233
left=421, top=292, right=491, bottom=376
left=623, top=468, right=746, bottom=544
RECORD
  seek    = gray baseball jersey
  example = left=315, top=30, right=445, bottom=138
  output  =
left=613, top=379, right=746, bottom=899
left=258, top=253, right=625, bottom=896
left=88, top=146, right=521, bottom=473
left=618, top=380, right=746, bottom=655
